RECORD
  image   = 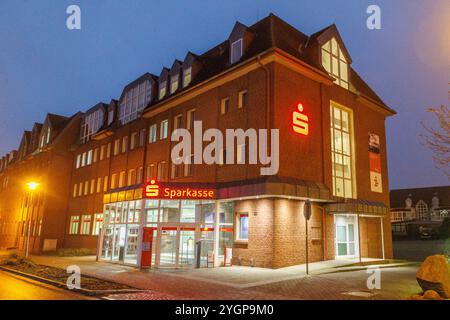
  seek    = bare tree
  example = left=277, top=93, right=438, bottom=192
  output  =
left=420, top=105, right=450, bottom=178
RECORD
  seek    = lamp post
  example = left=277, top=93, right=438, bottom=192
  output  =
left=25, top=181, right=40, bottom=258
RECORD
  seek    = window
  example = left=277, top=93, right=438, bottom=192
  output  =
left=128, top=169, right=136, bottom=186
left=321, top=38, right=348, bottom=89
left=45, top=127, right=51, bottom=144
left=130, top=132, right=138, bottom=150
left=187, top=109, right=196, bottom=130
left=106, top=143, right=111, bottom=158
left=78, top=182, right=83, bottom=197
left=69, top=216, right=80, bottom=235
left=238, top=90, right=248, bottom=108
left=87, top=150, right=93, bottom=165
left=139, top=129, right=146, bottom=147
left=73, top=184, right=78, bottom=198
left=92, top=214, right=103, bottom=235
left=170, top=74, right=179, bottom=94
left=149, top=124, right=157, bottom=143
left=107, top=109, right=114, bottom=125
left=84, top=180, right=89, bottom=195
left=100, top=145, right=105, bottom=161
left=122, top=136, right=128, bottom=153
left=157, top=161, right=167, bottom=180
left=80, top=215, right=92, bottom=235
left=114, top=139, right=120, bottom=155
left=183, top=67, right=192, bottom=87
left=96, top=177, right=102, bottom=193
left=137, top=166, right=143, bottom=184
left=159, top=81, right=167, bottom=99
left=76, top=154, right=81, bottom=169
left=220, top=98, right=230, bottom=115
left=119, top=171, right=126, bottom=188
left=93, top=148, right=98, bottom=163
left=146, top=164, right=156, bottom=181
left=103, top=176, right=109, bottom=192
left=81, top=152, right=87, bottom=167
left=110, top=174, right=117, bottom=189
left=174, top=114, right=183, bottom=130
left=236, top=213, right=249, bottom=241
left=330, top=103, right=355, bottom=198
left=160, top=119, right=168, bottom=139
left=119, top=80, right=152, bottom=125
left=416, top=200, right=429, bottom=220
left=90, top=179, right=95, bottom=194
left=231, top=39, right=243, bottom=64
left=80, top=109, right=104, bottom=143
left=171, top=158, right=183, bottom=179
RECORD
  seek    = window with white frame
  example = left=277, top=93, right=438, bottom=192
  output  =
left=80, top=215, right=92, bottom=235
left=321, top=37, right=349, bottom=89
left=235, top=213, right=249, bottom=241
left=149, top=124, right=157, bottom=143
left=119, top=80, right=152, bottom=125
left=160, top=119, right=168, bottom=139
left=69, top=216, right=80, bottom=235
left=330, top=103, right=355, bottom=198
left=76, top=154, right=81, bottom=169
left=92, top=214, right=103, bottom=235
left=238, top=90, right=248, bottom=108
left=183, top=67, right=192, bottom=87
left=81, top=152, right=87, bottom=167
left=170, top=74, right=179, bottom=94
left=80, top=109, right=104, bottom=143
left=231, top=39, right=243, bottom=64
left=86, top=150, right=93, bottom=165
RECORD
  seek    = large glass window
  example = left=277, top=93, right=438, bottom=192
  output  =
left=80, top=109, right=104, bottom=143
left=330, top=103, right=355, bottom=199
left=119, top=80, right=152, bottom=125
left=69, top=216, right=80, bottom=235
left=92, top=213, right=103, bottom=235
left=80, top=215, right=92, bottom=235
left=235, top=213, right=249, bottom=241
left=160, top=200, right=180, bottom=223
left=230, top=39, right=243, bottom=64
left=321, top=37, right=349, bottom=89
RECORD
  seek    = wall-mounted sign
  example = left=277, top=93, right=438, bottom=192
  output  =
left=292, top=103, right=309, bottom=136
left=144, top=180, right=216, bottom=200
left=368, top=133, right=382, bottom=193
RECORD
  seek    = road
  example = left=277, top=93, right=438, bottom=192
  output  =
left=0, top=270, right=94, bottom=300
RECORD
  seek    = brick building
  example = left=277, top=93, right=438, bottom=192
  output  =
left=0, top=14, right=395, bottom=268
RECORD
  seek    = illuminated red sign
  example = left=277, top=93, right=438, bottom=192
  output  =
left=292, top=103, right=309, bottom=136
left=144, top=180, right=216, bottom=200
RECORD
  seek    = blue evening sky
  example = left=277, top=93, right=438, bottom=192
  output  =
left=0, top=0, right=448, bottom=189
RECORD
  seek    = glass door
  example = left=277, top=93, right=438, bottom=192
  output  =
left=158, top=228, right=177, bottom=267
left=179, top=229, right=196, bottom=267
left=335, top=215, right=358, bottom=259
left=112, top=225, right=126, bottom=262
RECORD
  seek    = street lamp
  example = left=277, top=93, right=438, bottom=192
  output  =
left=25, top=181, right=40, bottom=258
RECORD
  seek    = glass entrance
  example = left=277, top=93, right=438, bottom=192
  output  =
left=335, top=215, right=358, bottom=259
left=159, top=228, right=177, bottom=266
left=112, top=225, right=126, bottom=262
left=156, top=225, right=197, bottom=268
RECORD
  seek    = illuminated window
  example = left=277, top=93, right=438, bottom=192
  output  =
left=146, top=164, right=156, bottom=181
left=106, top=143, right=111, bottom=158
left=100, top=145, right=105, bottom=161
left=92, top=214, right=103, bottom=235
left=78, top=182, right=83, bottom=197
left=160, top=119, right=168, bottom=140
left=321, top=37, right=348, bottom=89
left=119, top=80, right=152, bottom=125
left=149, top=124, right=157, bottom=143
left=76, top=154, right=81, bottom=169
left=87, top=150, right=93, bottom=165
left=90, top=179, right=95, bottom=194
left=128, top=169, right=136, bottom=186
left=96, top=177, right=102, bottom=193
left=183, top=67, right=192, bottom=87
left=220, top=98, right=230, bottom=115
left=81, top=152, right=86, bottom=167
left=170, top=74, right=179, bottom=94
left=80, top=215, right=92, bottom=235
left=84, top=180, right=89, bottom=195
left=157, top=161, right=167, bottom=180
left=69, top=216, right=80, bottom=235
left=137, top=166, right=143, bottom=184
left=119, top=171, right=126, bottom=188
left=330, top=103, right=355, bottom=198
left=238, top=90, right=248, bottom=108
left=235, top=213, right=249, bottom=241
left=159, top=81, right=167, bottom=99
left=103, top=176, right=109, bottom=192
left=110, top=173, right=117, bottom=189
left=93, top=148, right=98, bottom=163
left=73, top=184, right=78, bottom=198
left=230, top=39, right=243, bottom=64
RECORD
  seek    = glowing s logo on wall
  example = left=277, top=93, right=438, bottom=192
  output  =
left=145, top=180, right=160, bottom=197
left=292, top=103, right=309, bottom=136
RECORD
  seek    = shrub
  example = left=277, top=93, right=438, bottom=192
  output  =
left=439, top=217, right=450, bottom=239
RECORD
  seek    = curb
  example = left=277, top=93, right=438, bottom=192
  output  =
left=0, top=265, right=143, bottom=297
left=317, top=262, right=418, bottom=275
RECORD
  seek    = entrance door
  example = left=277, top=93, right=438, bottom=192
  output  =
left=112, top=225, right=126, bottom=262
left=157, top=225, right=197, bottom=268
left=335, top=215, right=358, bottom=259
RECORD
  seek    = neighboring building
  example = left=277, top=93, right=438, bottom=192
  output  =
left=390, top=186, right=450, bottom=239
left=0, top=14, right=395, bottom=268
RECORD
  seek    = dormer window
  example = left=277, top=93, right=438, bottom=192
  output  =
left=321, top=37, right=348, bottom=89
left=119, top=80, right=152, bottom=125
left=170, top=74, right=179, bottom=94
left=45, top=127, right=51, bottom=144
left=183, top=67, right=192, bottom=88
left=231, top=39, right=243, bottom=64
left=159, top=81, right=167, bottom=99
left=81, top=108, right=104, bottom=143
left=107, top=109, right=114, bottom=125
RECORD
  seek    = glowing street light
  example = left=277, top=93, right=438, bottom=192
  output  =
left=25, top=181, right=40, bottom=258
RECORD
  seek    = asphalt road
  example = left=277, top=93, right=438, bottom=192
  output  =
left=0, top=270, right=94, bottom=300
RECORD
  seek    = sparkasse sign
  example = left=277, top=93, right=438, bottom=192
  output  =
left=144, top=180, right=216, bottom=200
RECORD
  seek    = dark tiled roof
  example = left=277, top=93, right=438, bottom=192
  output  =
left=390, top=186, right=450, bottom=209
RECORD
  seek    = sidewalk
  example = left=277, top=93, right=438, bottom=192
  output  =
left=27, top=255, right=418, bottom=300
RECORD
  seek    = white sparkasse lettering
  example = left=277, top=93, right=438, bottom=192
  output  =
left=170, top=121, right=279, bottom=175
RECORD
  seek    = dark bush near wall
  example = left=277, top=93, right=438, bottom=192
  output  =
left=439, top=218, right=450, bottom=239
